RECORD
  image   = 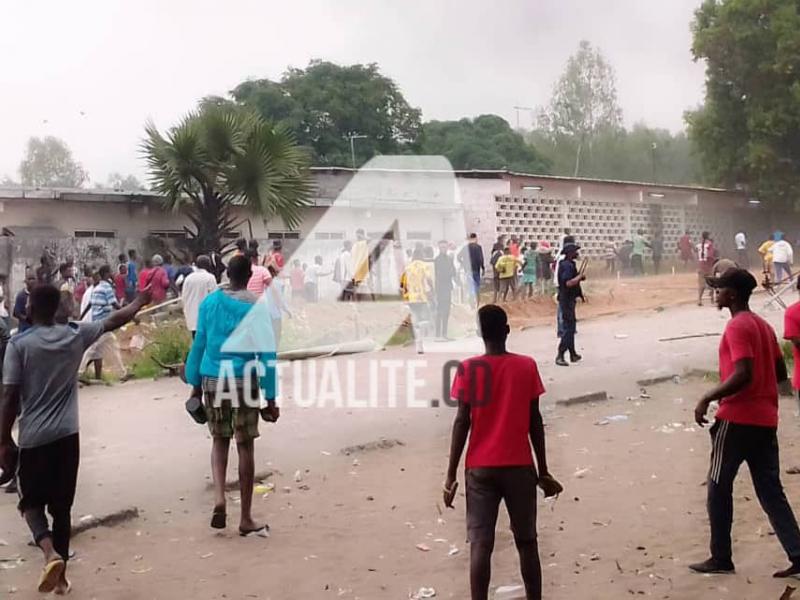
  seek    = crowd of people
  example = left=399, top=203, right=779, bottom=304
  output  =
left=6, top=226, right=800, bottom=599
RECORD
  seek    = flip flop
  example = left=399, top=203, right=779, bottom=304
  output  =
left=239, top=524, right=270, bottom=538
left=38, top=558, right=66, bottom=593
left=210, top=509, right=226, bottom=530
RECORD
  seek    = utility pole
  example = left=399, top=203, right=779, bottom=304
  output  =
left=349, top=134, right=368, bottom=169
left=513, top=106, right=533, bottom=130
left=650, top=142, right=658, bottom=183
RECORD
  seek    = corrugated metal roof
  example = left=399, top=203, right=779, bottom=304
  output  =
left=1, top=225, right=67, bottom=238
left=0, top=187, right=161, bottom=203
left=310, top=166, right=733, bottom=194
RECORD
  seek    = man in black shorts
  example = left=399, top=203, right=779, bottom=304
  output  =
left=0, top=283, right=150, bottom=594
left=444, top=305, right=563, bottom=600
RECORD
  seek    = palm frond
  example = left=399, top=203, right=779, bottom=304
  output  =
left=142, top=106, right=313, bottom=253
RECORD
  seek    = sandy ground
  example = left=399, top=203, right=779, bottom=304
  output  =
left=500, top=271, right=700, bottom=330
left=2, top=291, right=799, bottom=599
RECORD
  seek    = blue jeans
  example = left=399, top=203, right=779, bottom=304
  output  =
left=470, top=272, right=481, bottom=300
left=557, top=299, right=576, bottom=356
left=775, top=262, right=792, bottom=283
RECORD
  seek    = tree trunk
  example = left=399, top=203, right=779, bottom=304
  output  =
left=573, top=138, right=583, bottom=177
left=193, top=189, right=224, bottom=256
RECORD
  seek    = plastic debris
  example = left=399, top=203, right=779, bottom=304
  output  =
left=415, top=543, right=431, bottom=552
left=254, top=483, right=275, bottom=495
left=200, top=552, right=214, bottom=559
left=596, top=414, right=628, bottom=426
left=320, top=451, right=331, bottom=456
left=0, top=539, right=7, bottom=547
left=573, top=468, right=591, bottom=479
left=614, top=334, right=629, bottom=339
left=410, top=587, right=436, bottom=599
left=639, top=389, right=651, bottom=399
left=79, top=514, right=94, bottom=522
left=128, top=334, right=146, bottom=351
left=494, top=584, right=526, bottom=599
left=352, top=458, right=360, bottom=467
left=294, top=470, right=303, bottom=482
left=131, top=567, right=152, bottom=574
left=448, top=545, right=460, bottom=556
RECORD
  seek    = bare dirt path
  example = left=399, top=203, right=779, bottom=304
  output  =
left=2, top=297, right=797, bottom=599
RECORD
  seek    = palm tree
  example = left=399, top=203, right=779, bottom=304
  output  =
left=142, top=104, right=313, bottom=255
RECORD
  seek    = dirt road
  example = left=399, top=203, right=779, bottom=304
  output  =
left=2, top=300, right=798, bottom=599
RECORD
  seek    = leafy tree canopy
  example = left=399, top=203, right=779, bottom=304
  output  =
left=18, top=136, right=88, bottom=188
left=99, top=172, right=147, bottom=191
left=686, top=0, right=800, bottom=206
left=530, top=123, right=704, bottom=185
left=421, top=115, right=551, bottom=173
left=538, top=40, right=623, bottom=176
left=231, top=60, right=422, bottom=167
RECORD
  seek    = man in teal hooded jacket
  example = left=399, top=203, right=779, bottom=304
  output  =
left=185, top=255, right=278, bottom=537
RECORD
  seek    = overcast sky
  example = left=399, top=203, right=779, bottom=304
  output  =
left=0, top=0, right=706, bottom=184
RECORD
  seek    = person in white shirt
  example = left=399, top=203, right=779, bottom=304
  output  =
left=772, top=232, right=794, bottom=283
left=0, top=275, right=9, bottom=326
left=181, top=255, right=218, bottom=338
left=304, top=255, right=332, bottom=302
left=333, top=241, right=354, bottom=301
left=734, top=231, right=748, bottom=267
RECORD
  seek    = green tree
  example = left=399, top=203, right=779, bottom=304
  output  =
left=539, top=40, right=623, bottom=176
left=18, top=136, right=88, bottom=187
left=686, top=0, right=800, bottom=207
left=531, top=124, right=703, bottom=185
left=231, top=60, right=422, bottom=167
left=142, top=104, right=313, bottom=254
left=421, top=115, right=550, bottom=173
left=100, top=172, right=147, bottom=191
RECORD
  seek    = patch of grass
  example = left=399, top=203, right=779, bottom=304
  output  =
left=130, top=324, right=191, bottom=380
left=782, top=340, right=795, bottom=367
left=385, top=322, right=413, bottom=346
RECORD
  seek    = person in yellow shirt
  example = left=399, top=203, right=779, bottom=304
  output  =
left=401, top=248, right=433, bottom=354
left=352, top=229, right=370, bottom=288
left=759, top=238, right=775, bottom=280
left=494, top=247, right=519, bottom=301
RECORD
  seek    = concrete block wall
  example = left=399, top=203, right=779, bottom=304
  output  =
left=492, top=194, right=795, bottom=259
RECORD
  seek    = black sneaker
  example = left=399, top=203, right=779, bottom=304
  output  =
left=555, top=356, right=569, bottom=367
left=773, top=562, right=800, bottom=578
left=570, top=353, right=582, bottom=363
left=689, top=558, right=735, bottom=574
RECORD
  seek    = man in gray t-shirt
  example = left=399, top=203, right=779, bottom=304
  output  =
left=0, top=283, right=150, bottom=594
left=5, top=320, right=104, bottom=448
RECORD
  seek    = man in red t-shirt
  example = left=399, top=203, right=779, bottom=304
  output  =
left=696, top=231, right=715, bottom=306
left=783, top=278, right=800, bottom=395
left=692, top=268, right=800, bottom=577
left=783, top=279, right=800, bottom=474
left=443, top=305, right=562, bottom=600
